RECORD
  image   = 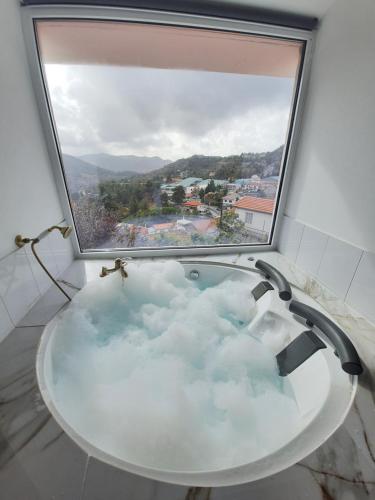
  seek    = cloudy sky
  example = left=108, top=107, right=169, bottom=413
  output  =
left=45, top=64, right=295, bottom=161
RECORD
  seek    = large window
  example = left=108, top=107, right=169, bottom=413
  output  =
left=35, top=19, right=305, bottom=252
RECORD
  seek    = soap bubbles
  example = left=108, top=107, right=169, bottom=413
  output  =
left=50, top=261, right=301, bottom=471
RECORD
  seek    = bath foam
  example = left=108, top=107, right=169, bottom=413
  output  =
left=49, top=261, right=302, bottom=471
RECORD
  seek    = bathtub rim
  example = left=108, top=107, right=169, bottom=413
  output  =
left=35, top=260, right=358, bottom=486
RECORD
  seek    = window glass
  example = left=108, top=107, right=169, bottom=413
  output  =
left=36, top=20, right=304, bottom=251
left=245, top=212, right=254, bottom=225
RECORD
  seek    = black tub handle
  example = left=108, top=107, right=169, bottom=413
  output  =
left=289, top=300, right=363, bottom=375
left=255, top=260, right=292, bottom=301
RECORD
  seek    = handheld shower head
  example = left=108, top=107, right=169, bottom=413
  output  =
left=14, top=223, right=73, bottom=302
left=15, top=225, right=73, bottom=248
left=48, top=225, right=73, bottom=239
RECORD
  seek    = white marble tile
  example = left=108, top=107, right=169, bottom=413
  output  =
left=346, top=251, right=375, bottom=325
left=82, top=458, right=186, bottom=500
left=296, top=225, right=328, bottom=277
left=0, top=325, right=88, bottom=500
left=25, top=237, right=60, bottom=295
left=278, top=216, right=304, bottom=262
left=0, top=249, right=40, bottom=324
left=0, top=419, right=88, bottom=500
left=210, top=466, right=321, bottom=500
left=48, top=228, right=74, bottom=277
left=0, top=297, right=13, bottom=341
left=317, top=237, right=363, bottom=300
left=18, top=284, right=70, bottom=327
left=81, top=458, right=322, bottom=500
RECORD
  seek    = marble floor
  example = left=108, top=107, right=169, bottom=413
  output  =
left=1, top=257, right=375, bottom=499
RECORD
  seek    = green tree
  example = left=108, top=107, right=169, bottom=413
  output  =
left=198, top=188, right=205, bottom=202
left=129, top=196, right=139, bottom=215
left=205, top=179, right=216, bottom=194
left=172, top=185, right=186, bottom=205
left=73, top=198, right=118, bottom=249
left=160, top=192, right=169, bottom=207
left=216, top=211, right=248, bottom=244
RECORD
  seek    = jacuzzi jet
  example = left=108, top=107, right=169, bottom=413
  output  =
left=189, top=269, right=200, bottom=280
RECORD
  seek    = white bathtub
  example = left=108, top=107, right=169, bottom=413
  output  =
left=36, top=260, right=357, bottom=486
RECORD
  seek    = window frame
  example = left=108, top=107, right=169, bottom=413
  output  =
left=21, top=4, right=315, bottom=259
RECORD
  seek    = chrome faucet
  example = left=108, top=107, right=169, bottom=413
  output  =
left=100, top=258, right=130, bottom=279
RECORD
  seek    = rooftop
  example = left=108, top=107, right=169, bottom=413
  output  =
left=233, top=196, right=275, bottom=214
left=183, top=200, right=202, bottom=207
left=178, top=177, right=202, bottom=188
left=262, top=176, right=279, bottom=182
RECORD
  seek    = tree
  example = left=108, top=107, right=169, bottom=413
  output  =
left=215, top=211, right=248, bottom=244
left=172, top=185, right=185, bottom=205
left=73, top=198, right=118, bottom=249
left=205, top=179, right=216, bottom=194
left=129, top=196, right=139, bottom=215
left=198, top=188, right=205, bottom=202
left=160, top=192, right=169, bottom=207
left=204, top=192, right=215, bottom=206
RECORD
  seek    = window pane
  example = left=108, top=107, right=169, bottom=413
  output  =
left=36, top=20, right=303, bottom=251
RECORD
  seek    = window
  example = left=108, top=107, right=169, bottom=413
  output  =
left=245, top=212, right=254, bottom=225
left=34, top=17, right=306, bottom=253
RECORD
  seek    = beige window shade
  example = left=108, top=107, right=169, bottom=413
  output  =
left=36, top=20, right=303, bottom=78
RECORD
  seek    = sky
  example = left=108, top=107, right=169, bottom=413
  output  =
left=45, top=64, right=295, bottom=161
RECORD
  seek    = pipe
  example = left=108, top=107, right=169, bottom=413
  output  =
left=31, top=240, right=71, bottom=302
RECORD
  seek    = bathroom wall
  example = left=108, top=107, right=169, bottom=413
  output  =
left=279, top=0, right=375, bottom=324
left=0, top=0, right=73, bottom=340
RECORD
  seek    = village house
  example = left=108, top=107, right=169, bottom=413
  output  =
left=258, top=176, right=279, bottom=198
left=222, top=193, right=241, bottom=208
left=160, top=177, right=202, bottom=197
left=233, top=196, right=275, bottom=241
left=196, top=179, right=228, bottom=191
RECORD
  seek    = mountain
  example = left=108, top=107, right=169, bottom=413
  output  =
left=63, top=146, right=284, bottom=194
left=62, top=154, right=139, bottom=193
left=143, top=146, right=284, bottom=181
left=80, top=153, right=171, bottom=174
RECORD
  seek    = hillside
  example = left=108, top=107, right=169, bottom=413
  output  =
left=80, top=153, right=171, bottom=174
left=63, top=146, right=284, bottom=194
left=62, top=154, right=139, bottom=193
left=143, top=146, right=284, bottom=181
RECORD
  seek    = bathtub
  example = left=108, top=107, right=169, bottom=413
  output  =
left=36, top=260, right=358, bottom=486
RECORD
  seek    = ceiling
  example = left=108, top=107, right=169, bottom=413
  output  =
left=214, top=0, right=336, bottom=19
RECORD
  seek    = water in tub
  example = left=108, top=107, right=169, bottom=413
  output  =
left=49, top=261, right=302, bottom=471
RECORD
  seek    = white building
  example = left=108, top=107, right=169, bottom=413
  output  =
left=233, top=196, right=275, bottom=240
left=222, top=193, right=241, bottom=208
left=196, top=179, right=228, bottom=191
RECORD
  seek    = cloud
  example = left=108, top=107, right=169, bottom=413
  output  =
left=45, top=64, right=295, bottom=160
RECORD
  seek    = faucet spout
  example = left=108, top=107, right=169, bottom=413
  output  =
left=100, top=258, right=129, bottom=279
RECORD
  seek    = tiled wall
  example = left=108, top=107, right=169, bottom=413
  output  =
left=0, top=224, right=74, bottom=341
left=278, top=215, right=375, bottom=325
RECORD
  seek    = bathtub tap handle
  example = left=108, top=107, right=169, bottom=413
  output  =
left=100, top=258, right=129, bottom=279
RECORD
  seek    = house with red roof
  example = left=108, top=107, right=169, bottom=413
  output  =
left=183, top=200, right=202, bottom=208
left=233, top=196, right=275, bottom=240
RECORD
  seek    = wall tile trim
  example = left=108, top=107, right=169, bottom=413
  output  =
left=278, top=215, right=375, bottom=325
left=0, top=221, right=74, bottom=341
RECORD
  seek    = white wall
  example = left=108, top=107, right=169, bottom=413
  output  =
left=0, top=0, right=64, bottom=259
left=0, top=0, right=73, bottom=340
left=285, top=0, right=375, bottom=253
left=236, top=209, right=272, bottom=234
